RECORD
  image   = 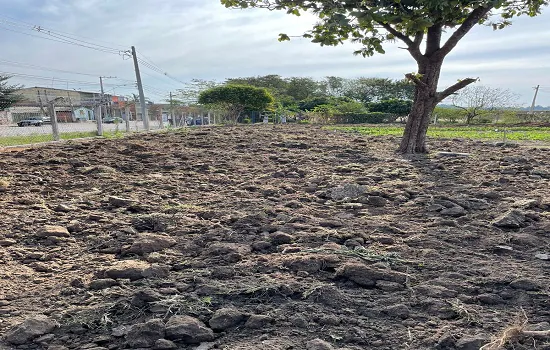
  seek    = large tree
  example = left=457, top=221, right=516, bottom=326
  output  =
left=221, top=0, right=547, bottom=153
left=0, top=75, right=23, bottom=111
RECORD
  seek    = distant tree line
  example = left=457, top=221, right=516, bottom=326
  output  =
left=193, top=75, right=415, bottom=124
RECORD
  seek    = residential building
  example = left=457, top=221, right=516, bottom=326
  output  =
left=7, top=87, right=124, bottom=123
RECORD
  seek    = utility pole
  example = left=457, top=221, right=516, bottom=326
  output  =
left=131, top=46, right=149, bottom=131
left=169, top=92, right=175, bottom=127
left=530, top=85, right=540, bottom=114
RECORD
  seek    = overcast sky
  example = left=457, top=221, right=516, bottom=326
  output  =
left=1, top=0, right=549, bottom=106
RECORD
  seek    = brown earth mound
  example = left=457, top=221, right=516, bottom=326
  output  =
left=0, top=125, right=548, bottom=350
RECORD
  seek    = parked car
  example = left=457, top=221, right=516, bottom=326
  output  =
left=17, top=117, right=45, bottom=127
left=103, top=117, right=123, bottom=124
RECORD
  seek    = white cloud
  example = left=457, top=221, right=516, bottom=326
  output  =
left=0, top=0, right=548, bottom=105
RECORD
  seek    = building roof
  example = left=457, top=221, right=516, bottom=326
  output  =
left=17, top=86, right=101, bottom=95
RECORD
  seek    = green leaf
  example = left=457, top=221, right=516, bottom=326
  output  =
left=278, top=33, right=291, bottom=42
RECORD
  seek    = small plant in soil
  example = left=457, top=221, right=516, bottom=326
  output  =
left=0, top=176, right=11, bottom=190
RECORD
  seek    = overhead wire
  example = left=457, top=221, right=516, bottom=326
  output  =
left=0, top=17, right=123, bottom=55
left=1, top=71, right=129, bottom=87
left=0, top=59, right=103, bottom=77
left=136, top=53, right=187, bottom=86
left=0, top=16, right=174, bottom=101
left=0, top=14, right=128, bottom=48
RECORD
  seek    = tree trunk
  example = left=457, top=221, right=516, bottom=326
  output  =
left=399, top=59, right=442, bottom=154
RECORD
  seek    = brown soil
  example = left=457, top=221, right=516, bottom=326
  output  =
left=0, top=125, right=549, bottom=350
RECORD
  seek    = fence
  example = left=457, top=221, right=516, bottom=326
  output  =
left=0, top=93, right=215, bottom=147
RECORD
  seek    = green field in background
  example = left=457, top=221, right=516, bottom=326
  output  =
left=0, top=131, right=99, bottom=147
left=329, top=125, right=550, bottom=142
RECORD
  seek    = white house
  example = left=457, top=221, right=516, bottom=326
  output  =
left=73, top=107, right=95, bottom=121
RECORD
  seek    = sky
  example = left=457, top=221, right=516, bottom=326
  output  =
left=0, top=0, right=549, bottom=106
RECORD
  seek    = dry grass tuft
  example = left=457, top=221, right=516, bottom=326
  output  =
left=480, top=311, right=550, bottom=350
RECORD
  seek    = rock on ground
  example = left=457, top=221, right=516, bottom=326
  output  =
left=455, top=335, right=489, bottom=350
left=245, top=315, right=273, bottom=329
left=103, top=260, right=151, bottom=281
left=492, top=210, right=529, bottom=229
left=165, top=316, right=214, bottom=344
left=306, top=338, right=335, bottom=350
left=209, top=308, right=246, bottom=331
left=37, top=225, right=70, bottom=238
left=5, top=315, right=57, bottom=345
left=126, top=319, right=165, bottom=348
left=153, top=339, right=177, bottom=349
left=108, top=195, right=137, bottom=207
left=88, top=279, right=118, bottom=290
left=330, top=184, right=365, bottom=201
left=336, top=263, right=407, bottom=287
left=125, top=233, right=176, bottom=255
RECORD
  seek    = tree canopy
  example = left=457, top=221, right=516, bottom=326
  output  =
left=222, top=0, right=546, bottom=56
left=225, top=75, right=414, bottom=108
left=198, top=85, right=274, bottom=123
left=0, top=75, right=22, bottom=111
left=221, top=0, right=547, bottom=153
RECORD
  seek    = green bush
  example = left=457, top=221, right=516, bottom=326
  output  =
left=433, top=107, right=464, bottom=124
left=333, top=112, right=393, bottom=124
left=367, top=99, right=412, bottom=116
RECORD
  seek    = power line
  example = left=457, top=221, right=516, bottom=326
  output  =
left=136, top=53, right=187, bottom=86
left=0, top=15, right=127, bottom=50
left=1, top=71, right=129, bottom=87
left=0, top=59, right=104, bottom=77
left=140, top=70, right=182, bottom=89
left=0, top=19, right=123, bottom=55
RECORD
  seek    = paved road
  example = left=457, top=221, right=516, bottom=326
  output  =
left=0, top=121, right=166, bottom=137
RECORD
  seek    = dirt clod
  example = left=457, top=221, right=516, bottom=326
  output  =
left=270, top=231, right=294, bottom=245
left=37, top=225, right=70, bottom=238
left=493, top=209, right=529, bottom=228
left=5, top=315, right=57, bottom=345
left=153, top=339, right=177, bottom=349
left=306, top=338, right=335, bottom=350
left=126, top=319, right=165, bottom=348
left=245, top=315, right=273, bottom=329
left=165, top=316, right=214, bottom=344
left=125, top=233, right=177, bottom=255
left=209, top=308, right=246, bottom=331
left=103, top=260, right=151, bottom=281
left=108, top=195, right=136, bottom=208
left=336, top=263, right=407, bottom=287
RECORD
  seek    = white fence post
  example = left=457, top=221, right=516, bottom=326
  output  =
left=125, top=107, right=131, bottom=133
left=96, top=105, right=103, bottom=136
left=48, top=102, right=60, bottom=141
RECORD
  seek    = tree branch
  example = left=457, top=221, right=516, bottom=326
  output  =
left=405, top=73, right=428, bottom=89
left=437, top=78, right=478, bottom=102
left=377, top=22, right=413, bottom=46
left=377, top=23, right=425, bottom=62
left=413, top=31, right=424, bottom=47
left=436, top=5, right=494, bottom=58
left=425, top=25, right=442, bottom=56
